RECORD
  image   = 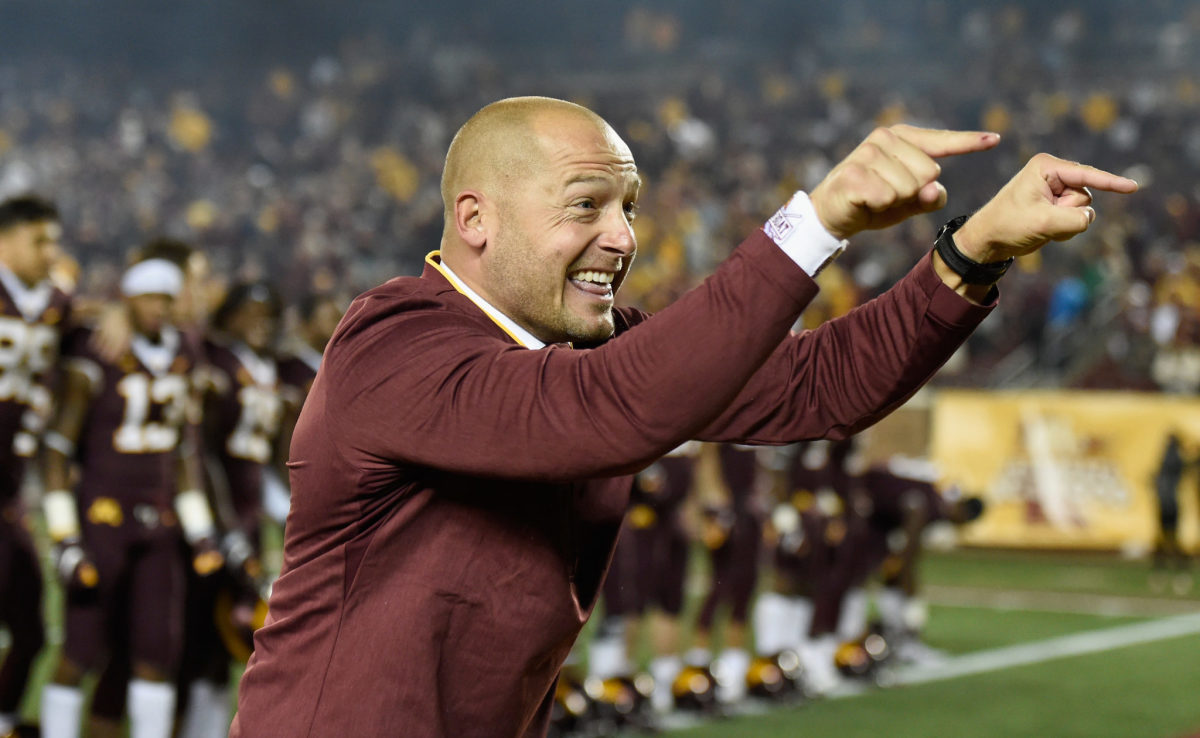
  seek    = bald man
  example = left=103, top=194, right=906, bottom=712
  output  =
left=231, top=96, right=1136, bottom=737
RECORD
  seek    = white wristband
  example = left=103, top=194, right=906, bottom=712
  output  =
left=43, top=490, right=81, bottom=542
left=174, top=489, right=216, bottom=544
left=763, top=191, right=847, bottom=277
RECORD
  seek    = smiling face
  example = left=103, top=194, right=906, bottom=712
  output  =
left=483, top=114, right=639, bottom=344
left=443, top=99, right=640, bottom=345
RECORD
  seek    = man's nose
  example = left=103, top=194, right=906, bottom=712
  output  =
left=597, top=208, right=636, bottom=256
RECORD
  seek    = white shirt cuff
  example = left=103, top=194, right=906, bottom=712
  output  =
left=762, top=191, right=847, bottom=277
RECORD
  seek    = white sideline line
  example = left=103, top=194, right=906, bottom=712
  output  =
left=884, top=611, right=1200, bottom=689
left=637, top=609, right=1200, bottom=732
left=616, top=615, right=1200, bottom=735
left=923, top=584, right=1200, bottom=618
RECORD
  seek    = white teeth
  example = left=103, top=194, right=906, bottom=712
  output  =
left=570, top=270, right=614, bottom=285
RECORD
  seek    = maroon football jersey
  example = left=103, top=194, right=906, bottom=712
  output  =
left=0, top=272, right=71, bottom=505
left=65, top=325, right=198, bottom=508
left=202, top=338, right=284, bottom=524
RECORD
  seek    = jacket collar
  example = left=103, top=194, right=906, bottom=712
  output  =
left=422, top=251, right=547, bottom=349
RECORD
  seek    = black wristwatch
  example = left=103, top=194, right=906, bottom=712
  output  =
left=934, top=215, right=1014, bottom=286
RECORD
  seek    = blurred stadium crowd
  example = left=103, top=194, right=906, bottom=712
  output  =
left=1, top=1, right=1200, bottom=736
left=1, top=1, right=1199, bottom=391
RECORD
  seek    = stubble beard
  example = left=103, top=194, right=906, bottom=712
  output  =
left=488, top=222, right=614, bottom=345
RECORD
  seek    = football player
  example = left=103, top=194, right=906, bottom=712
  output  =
left=0, top=195, right=69, bottom=738
left=798, top=438, right=869, bottom=695
left=39, top=258, right=220, bottom=738
left=86, top=237, right=216, bottom=738
left=750, top=441, right=840, bottom=699
left=857, top=457, right=984, bottom=665
left=592, top=441, right=699, bottom=714
left=690, top=443, right=766, bottom=704
left=87, top=238, right=213, bottom=364
left=275, top=292, right=341, bottom=402
left=178, top=281, right=284, bottom=738
left=267, top=292, right=343, bottom=526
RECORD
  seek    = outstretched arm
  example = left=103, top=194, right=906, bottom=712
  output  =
left=325, top=136, right=1134, bottom=481
left=700, top=152, right=1139, bottom=444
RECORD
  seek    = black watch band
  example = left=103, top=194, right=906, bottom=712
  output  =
left=934, top=215, right=1014, bottom=286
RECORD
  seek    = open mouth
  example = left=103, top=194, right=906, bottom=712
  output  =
left=568, top=269, right=615, bottom=298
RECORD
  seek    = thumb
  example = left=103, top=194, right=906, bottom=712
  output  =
left=1042, top=203, right=1096, bottom=242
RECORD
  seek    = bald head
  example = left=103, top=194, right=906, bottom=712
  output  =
left=436, top=96, right=640, bottom=344
left=440, top=97, right=613, bottom=228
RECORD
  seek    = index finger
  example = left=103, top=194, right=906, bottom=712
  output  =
left=1045, top=162, right=1139, bottom=194
left=891, top=124, right=1001, bottom=158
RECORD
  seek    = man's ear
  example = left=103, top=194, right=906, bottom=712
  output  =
left=454, top=191, right=488, bottom=250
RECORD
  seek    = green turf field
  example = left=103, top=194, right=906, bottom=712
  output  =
left=8, top=547, right=1200, bottom=737
left=665, top=629, right=1200, bottom=738
left=654, top=549, right=1200, bottom=738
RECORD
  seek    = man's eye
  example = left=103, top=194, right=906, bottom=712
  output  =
left=624, top=203, right=639, bottom=221
left=573, top=200, right=596, bottom=210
